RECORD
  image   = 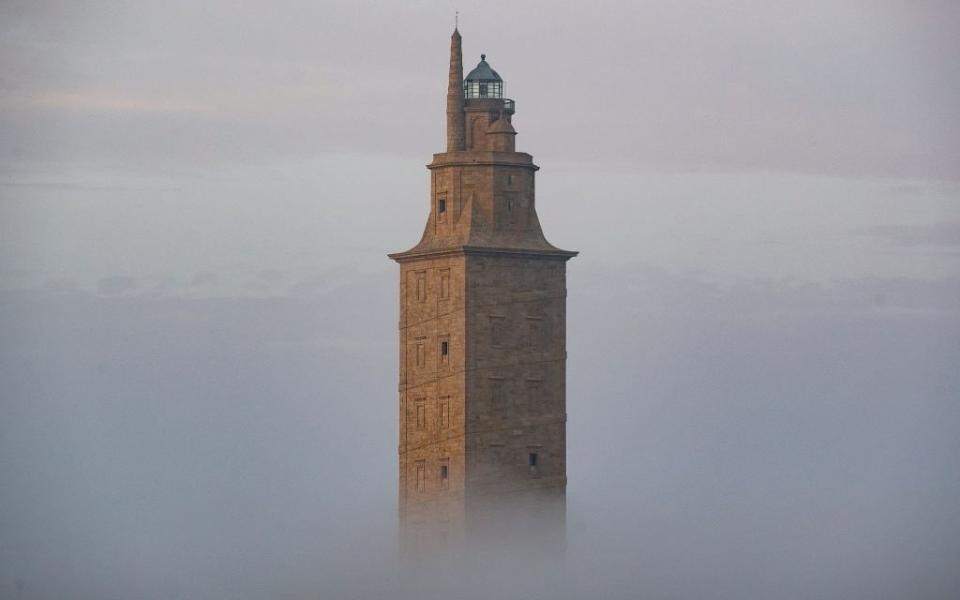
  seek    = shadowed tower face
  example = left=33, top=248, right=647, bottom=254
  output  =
left=389, top=29, right=576, bottom=550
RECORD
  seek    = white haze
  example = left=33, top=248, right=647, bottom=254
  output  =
left=1, top=1, right=959, bottom=599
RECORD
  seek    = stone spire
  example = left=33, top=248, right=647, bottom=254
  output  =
left=446, top=28, right=466, bottom=152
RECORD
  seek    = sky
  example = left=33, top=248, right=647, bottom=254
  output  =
left=1, top=1, right=959, bottom=599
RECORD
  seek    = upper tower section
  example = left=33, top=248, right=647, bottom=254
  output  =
left=390, top=29, right=576, bottom=262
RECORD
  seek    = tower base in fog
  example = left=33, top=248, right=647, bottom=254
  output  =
left=466, top=484, right=566, bottom=550
left=401, top=485, right=566, bottom=559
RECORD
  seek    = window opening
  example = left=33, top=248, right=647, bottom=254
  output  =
left=439, top=337, right=449, bottom=366
left=416, top=461, right=426, bottom=492
left=440, top=270, right=450, bottom=299
left=416, top=402, right=426, bottom=429
left=439, top=462, right=449, bottom=490
left=439, top=399, right=450, bottom=428
left=415, top=271, right=426, bottom=302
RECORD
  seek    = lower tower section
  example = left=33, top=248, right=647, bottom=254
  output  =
left=394, top=249, right=572, bottom=554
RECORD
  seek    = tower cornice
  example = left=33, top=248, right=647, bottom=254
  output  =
left=388, top=245, right=578, bottom=263
left=427, top=151, right=538, bottom=171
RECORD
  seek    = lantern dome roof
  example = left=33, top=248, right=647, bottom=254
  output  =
left=465, top=55, right=501, bottom=82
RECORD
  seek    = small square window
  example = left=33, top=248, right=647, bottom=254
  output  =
left=437, top=194, right=447, bottom=223
left=439, top=461, right=449, bottom=490
left=528, top=452, right=538, bottom=467
left=439, top=337, right=450, bottom=366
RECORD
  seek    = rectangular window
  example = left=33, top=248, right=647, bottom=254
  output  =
left=416, top=461, right=426, bottom=492
left=439, top=398, right=450, bottom=428
left=415, top=343, right=425, bottom=368
left=439, top=338, right=449, bottom=366
left=416, top=401, right=426, bottom=429
left=415, top=271, right=426, bottom=302
left=439, top=461, right=449, bottom=490
left=528, top=452, right=538, bottom=467
left=439, top=269, right=450, bottom=300
left=437, top=194, right=447, bottom=223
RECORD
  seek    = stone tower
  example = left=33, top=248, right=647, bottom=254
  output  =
left=389, top=29, right=576, bottom=549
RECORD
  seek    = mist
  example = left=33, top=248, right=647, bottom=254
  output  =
left=2, top=2, right=959, bottom=599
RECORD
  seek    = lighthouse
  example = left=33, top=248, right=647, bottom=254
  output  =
left=389, top=28, right=577, bottom=550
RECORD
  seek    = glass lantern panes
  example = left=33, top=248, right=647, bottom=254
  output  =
left=464, top=80, right=502, bottom=99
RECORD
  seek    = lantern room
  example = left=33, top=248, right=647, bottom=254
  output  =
left=464, top=54, right=502, bottom=99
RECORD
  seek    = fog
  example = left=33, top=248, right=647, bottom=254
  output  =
left=2, top=2, right=959, bottom=599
